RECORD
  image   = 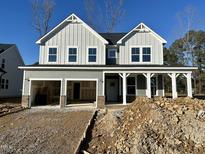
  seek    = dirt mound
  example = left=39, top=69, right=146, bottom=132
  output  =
left=86, top=97, right=205, bottom=154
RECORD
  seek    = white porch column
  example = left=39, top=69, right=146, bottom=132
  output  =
left=168, top=73, right=179, bottom=99
left=184, top=73, right=192, bottom=98
left=143, top=73, right=154, bottom=98
left=119, top=73, right=130, bottom=105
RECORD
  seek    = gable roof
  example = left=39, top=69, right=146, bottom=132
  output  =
left=36, top=13, right=108, bottom=45
left=99, top=33, right=127, bottom=45
left=117, top=23, right=167, bottom=44
left=0, top=44, right=14, bottom=54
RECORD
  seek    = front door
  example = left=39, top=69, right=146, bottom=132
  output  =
left=106, top=79, right=118, bottom=102
left=73, top=83, right=80, bottom=100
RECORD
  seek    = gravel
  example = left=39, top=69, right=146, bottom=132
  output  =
left=0, top=108, right=94, bottom=154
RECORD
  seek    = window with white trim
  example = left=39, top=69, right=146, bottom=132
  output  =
left=131, top=47, right=140, bottom=62
left=88, top=48, right=97, bottom=62
left=48, top=48, right=57, bottom=62
left=127, top=77, right=135, bottom=95
left=68, top=48, right=77, bottom=62
left=108, top=49, right=116, bottom=58
left=142, top=47, right=151, bottom=62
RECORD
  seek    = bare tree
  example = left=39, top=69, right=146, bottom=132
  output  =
left=175, top=5, right=200, bottom=66
left=32, top=0, right=55, bottom=37
left=84, top=0, right=125, bottom=32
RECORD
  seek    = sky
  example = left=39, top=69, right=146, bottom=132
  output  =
left=0, top=0, right=205, bottom=65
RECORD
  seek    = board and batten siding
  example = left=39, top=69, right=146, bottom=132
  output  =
left=39, top=23, right=106, bottom=65
left=119, top=32, right=163, bottom=65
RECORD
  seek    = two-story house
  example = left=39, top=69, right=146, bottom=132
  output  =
left=0, top=44, right=24, bottom=97
left=19, top=14, right=197, bottom=108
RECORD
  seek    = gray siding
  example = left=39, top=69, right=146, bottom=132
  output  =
left=0, top=46, right=24, bottom=97
left=39, top=23, right=106, bottom=65
left=119, top=32, right=163, bottom=65
left=23, top=70, right=103, bottom=96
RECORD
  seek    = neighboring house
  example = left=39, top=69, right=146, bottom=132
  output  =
left=0, top=44, right=24, bottom=97
left=19, top=14, right=197, bottom=108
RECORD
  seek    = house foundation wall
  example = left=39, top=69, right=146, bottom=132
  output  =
left=21, top=95, right=30, bottom=108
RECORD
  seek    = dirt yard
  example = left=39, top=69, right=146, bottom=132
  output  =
left=85, top=97, right=205, bottom=154
left=0, top=97, right=23, bottom=116
left=0, top=108, right=94, bottom=154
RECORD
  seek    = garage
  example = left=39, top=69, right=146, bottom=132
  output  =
left=66, top=80, right=97, bottom=105
left=30, top=81, right=61, bottom=107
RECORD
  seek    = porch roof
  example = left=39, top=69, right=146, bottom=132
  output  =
left=19, top=64, right=197, bottom=73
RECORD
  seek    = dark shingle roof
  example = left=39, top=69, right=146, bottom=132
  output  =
left=99, top=33, right=127, bottom=45
left=0, top=44, right=14, bottom=54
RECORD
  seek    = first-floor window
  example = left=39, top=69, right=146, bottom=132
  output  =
left=131, top=47, right=140, bottom=62
left=1, top=79, right=5, bottom=89
left=68, top=48, right=77, bottom=62
left=48, top=47, right=57, bottom=62
left=88, top=48, right=97, bottom=62
left=142, top=47, right=151, bottom=62
left=127, top=77, right=135, bottom=95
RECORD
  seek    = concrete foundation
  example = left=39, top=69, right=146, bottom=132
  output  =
left=97, top=96, right=105, bottom=109
left=21, top=95, right=30, bottom=108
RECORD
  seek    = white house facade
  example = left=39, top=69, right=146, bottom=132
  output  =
left=19, top=14, right=197, bottom=108
left=0, top=44, right=24, bottom=97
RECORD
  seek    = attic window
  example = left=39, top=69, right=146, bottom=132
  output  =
left=88, top=48, right=97, bottom=62
left=68, top=48, right=77, bottom=62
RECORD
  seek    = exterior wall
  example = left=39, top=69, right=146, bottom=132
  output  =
left=119, top=32, right=163, bottom=65
left=0, top=46, right=24, bottom=97
left=23, top=70, right=104, bottom=97
left=39, top=23, right=106, bottom=65
left=136, top=75, right=146, bottom=96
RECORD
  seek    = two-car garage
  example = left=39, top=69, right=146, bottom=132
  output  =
left=30, top=79, right=97, bottom=107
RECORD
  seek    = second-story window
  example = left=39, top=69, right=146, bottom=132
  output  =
left=1, top=59, right=5, bottom=69
left=48, top=48, right=57, bottom=62
left=108, top=49, right=116, bottom=59
left=68, top=48, right=77, bottom=62
left=131, top=47, right=140, bottom=62
left=88, top=48, right=97, bottom=62
left=142, top=47, right=151, bottom=62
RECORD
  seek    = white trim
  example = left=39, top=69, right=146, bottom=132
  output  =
left=36, top=13, right=108, bottom=44
left=47, top=46, right=58, bottom=64
left=65, top=78, right=98, bottom=108
left=66, top=46, right=78, bottom=64
left=117, top=23, right=167, bottom=44
left=103, top=72, right=105, bottom=96
left=19, top=66, right=198, bottom=71
left=87, top=46, right=98, bottom=64
left=22, top=70, right=25, bottom=95
left=108, top=48, right=117, bottom=59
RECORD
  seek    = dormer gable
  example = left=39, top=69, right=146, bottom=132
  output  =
left=117, top=23, right=167, bottom=44
left=36, top=13, right=108, bottom=45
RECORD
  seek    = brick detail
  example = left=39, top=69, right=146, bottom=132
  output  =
left=97, top=96, right=105, bottom=109
left=60, top=96, right=67, bottom=108
left=21, top=95, right=30, bottom=108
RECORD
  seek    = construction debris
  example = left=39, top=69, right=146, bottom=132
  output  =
left=86, top=97, right=205, bottom=154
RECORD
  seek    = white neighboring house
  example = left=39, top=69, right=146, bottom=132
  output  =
left=19, top=14, right=197, bottom=108
left=0, top=44, right=24, bottom=97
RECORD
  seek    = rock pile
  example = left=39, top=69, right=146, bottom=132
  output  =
left=86, top=97, right=205, bottom=154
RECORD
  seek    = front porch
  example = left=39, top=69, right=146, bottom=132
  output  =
left=103, top=70, right=194, bottom=106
